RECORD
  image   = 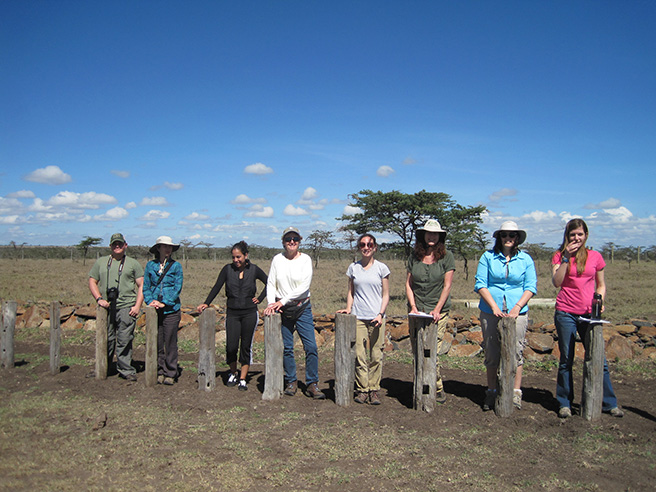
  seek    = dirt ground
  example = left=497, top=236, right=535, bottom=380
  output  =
left=2, top=340, right=655, bottom=491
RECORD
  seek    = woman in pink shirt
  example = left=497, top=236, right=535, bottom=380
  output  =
left=551, top=219, right=623, bottom=419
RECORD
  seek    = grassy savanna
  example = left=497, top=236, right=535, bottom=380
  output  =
left=1, top=256, right=654, bottom=324
left=2, top=256, right=656, bottom=491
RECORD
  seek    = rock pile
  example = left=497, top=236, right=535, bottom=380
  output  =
left=9, top=302, right=656, bottom=361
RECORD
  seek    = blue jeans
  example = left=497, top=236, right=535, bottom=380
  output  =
left=281, top=302, right=319, bottom=385
left=555, top=310, right=618, bottom=411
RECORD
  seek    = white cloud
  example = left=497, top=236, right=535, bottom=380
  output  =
left=0, top=215, right=22, bottom=224
left=403, top=156, right=416, bottom=165
left=600, top=206, right=633, bottom=222
left=376, top=165, right=395, bottom=177
left=231, top=194, right=266, bottom=204
left=47, top=191, right=117, bottom=209
left=489, top=188, right=518, bottom=203
left=141, top=210, right=171, bottom=220
left=244, top=162, right=273, bottom=175
left=24, top=165, right=72, bottom=185
left=125, top=201, right=137, bottom=209
left=301, top=187, right=318, bottom=201
left=140, top=197, right=170, bottom=206
left=584, top=197, right=622, bottom=209
left=183, top=212, right=210, bottom=221
left=28, top=198, right=51, bottom=212
left=6, top=190, right=35, bottom=199
left=164, top=181, right=184, bottom=190
left=283, top=204, right=309, bottom=216
left=0, top=197, right=23, bottom=214
left=111, top=170, right=130, bottom=178
left=342, top=205, right=363, bottom=216
left=521, top=210, right=558, bottom=222
left=95, top=207, right=129, bottom=221
left=188, top=234, right=202, bottom=241
left=245, top=205, right=274, bottom=218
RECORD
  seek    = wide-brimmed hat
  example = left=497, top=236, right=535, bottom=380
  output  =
left=417, top=219, right=446, bottom=234
left=493, top=221, right=526, bottom=245
left=149, top=236, right=180, bottom=254
left=281, top=226, right=302, bottom=240
left=109, top=232, right=126, bottom=245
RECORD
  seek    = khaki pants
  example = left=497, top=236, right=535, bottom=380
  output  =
left=409, top=313, right=448, bottom=393
left=354, top=319, right=385, bottom=392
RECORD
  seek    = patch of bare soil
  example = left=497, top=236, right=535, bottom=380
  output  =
left=3, top=340, right=655, bottom=491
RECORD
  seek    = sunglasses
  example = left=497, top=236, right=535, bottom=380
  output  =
left=111, top=242, right=125, bottom=248
left=499, top=232, right=518, bottom=239
left=284, top=236, right=301, bottom=243
left=359, top=241, right=375, bottom=248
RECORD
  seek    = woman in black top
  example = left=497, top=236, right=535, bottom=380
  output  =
left=197, top=241, right=267, bottom=391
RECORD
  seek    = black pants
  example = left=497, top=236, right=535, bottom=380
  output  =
left=225, top=308, right=258, bottom=366
left=158, top=310, right=180, bottom=378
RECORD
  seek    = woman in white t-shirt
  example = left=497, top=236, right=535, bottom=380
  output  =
left=338, top=233, right=390, bottom=405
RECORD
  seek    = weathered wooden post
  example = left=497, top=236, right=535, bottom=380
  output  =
left=144, top=306, right=158, bottom=387
left=495, top=317, right=517, bottom=417
left=262, top=313, right=284, bottom=401
left=334, top=313, right=357, bottom=406
left=1, top=300, right=17, bottom=369
left=95, top=305, right=108, bottom=380
left=410, top=316, right=438, bottom=412
left=49, top=301, right=61, bottom=375
left=198, top=308, right=216, bottom=391
left=582, top=322, right=604, bottom=421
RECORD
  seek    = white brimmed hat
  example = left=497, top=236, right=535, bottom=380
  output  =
left=492, top=221, right=527, bottom=245
left=418, top=219, right=446, bottom=234
left=149, top=236, right=180, bottom=254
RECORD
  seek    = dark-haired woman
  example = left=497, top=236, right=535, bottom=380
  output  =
left=337, top=233, right=390, bottom=405
left=552, top=219, right=623, bottom=418
left=405, top=219, right=455, bottom=404
left=197, top=241, right=267, bottom=391
left=143, top=236, right=183, bottom=385
left=474, top=221, right=536, bottom=411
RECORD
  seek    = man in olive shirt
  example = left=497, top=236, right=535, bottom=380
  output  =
left=88, top=233, right=144, bottom=381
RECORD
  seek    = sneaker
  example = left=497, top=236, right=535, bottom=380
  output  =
left=238, top=379, right=248, bottom=391
left=369, top=390, right=381, bottom=405
left=305, top=382, right=326, bottom=400
left=513, top=389, right=523, bottom=410
left=119, top=373, right=137, bottom=382
left=608, top=407, right=624, bottom=418
left=483, top=389, right=496, bottom=411
left=227, top=372, right=238, bottom=387
left=354, top=391, right=368, bottom=404
left=284, top=381, right=297, bottom=396
left=163, top=377, right=175, bottom=385
left=157, top=375, right=165, bottom=384
left=436, top=390, right=447, bottom=404
left=558, top=407, right=572, bottom=419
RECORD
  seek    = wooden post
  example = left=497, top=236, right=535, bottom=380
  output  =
left=95, top=305, right=108, bottom=380
left=198, top=308, right=216, bottom=391
left=334, top=313, right=357, bottom=407
left=495, top=317, right=517, bottom=417
left=144, top=306, right=158, bottom=387
left=1, top=300, right=17, bottom=369
left=49, top=301, right=61, bottom=375
left=582, top=322, right=604, bottom=421
left=410, top=316, right=437, bottom=413
left=262, top=313, right=284, bottom=401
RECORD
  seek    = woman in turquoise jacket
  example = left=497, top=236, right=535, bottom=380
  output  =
left=474, top=221, right=536, bottom=411
left=143, top=236, right=183, bottom=385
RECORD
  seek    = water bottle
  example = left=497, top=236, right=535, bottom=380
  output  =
left=591, top=293, right=602, bottom=320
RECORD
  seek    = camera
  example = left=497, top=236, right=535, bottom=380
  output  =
left=107, top=287, right=119, bottom=303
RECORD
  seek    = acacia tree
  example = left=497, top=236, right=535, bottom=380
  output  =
left=76, top=236, right=102, bottom=265
left=306, top=230, right=335, bottom=268
left=337, top=189, right=486, bottom=263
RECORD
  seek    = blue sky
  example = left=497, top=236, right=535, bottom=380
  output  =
left=1, top=1, right=654, bottom=250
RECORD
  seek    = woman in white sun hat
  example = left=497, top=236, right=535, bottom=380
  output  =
left=406, top=218, right=455, bottom=404
left=143, top=236, right=183, bottom=385
left=474, top=221, right=536, bottom=411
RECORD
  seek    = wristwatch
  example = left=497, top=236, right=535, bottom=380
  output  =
left=561, top=256, right=569, bottom=264
left=96, top=296, right=103, bottom=302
